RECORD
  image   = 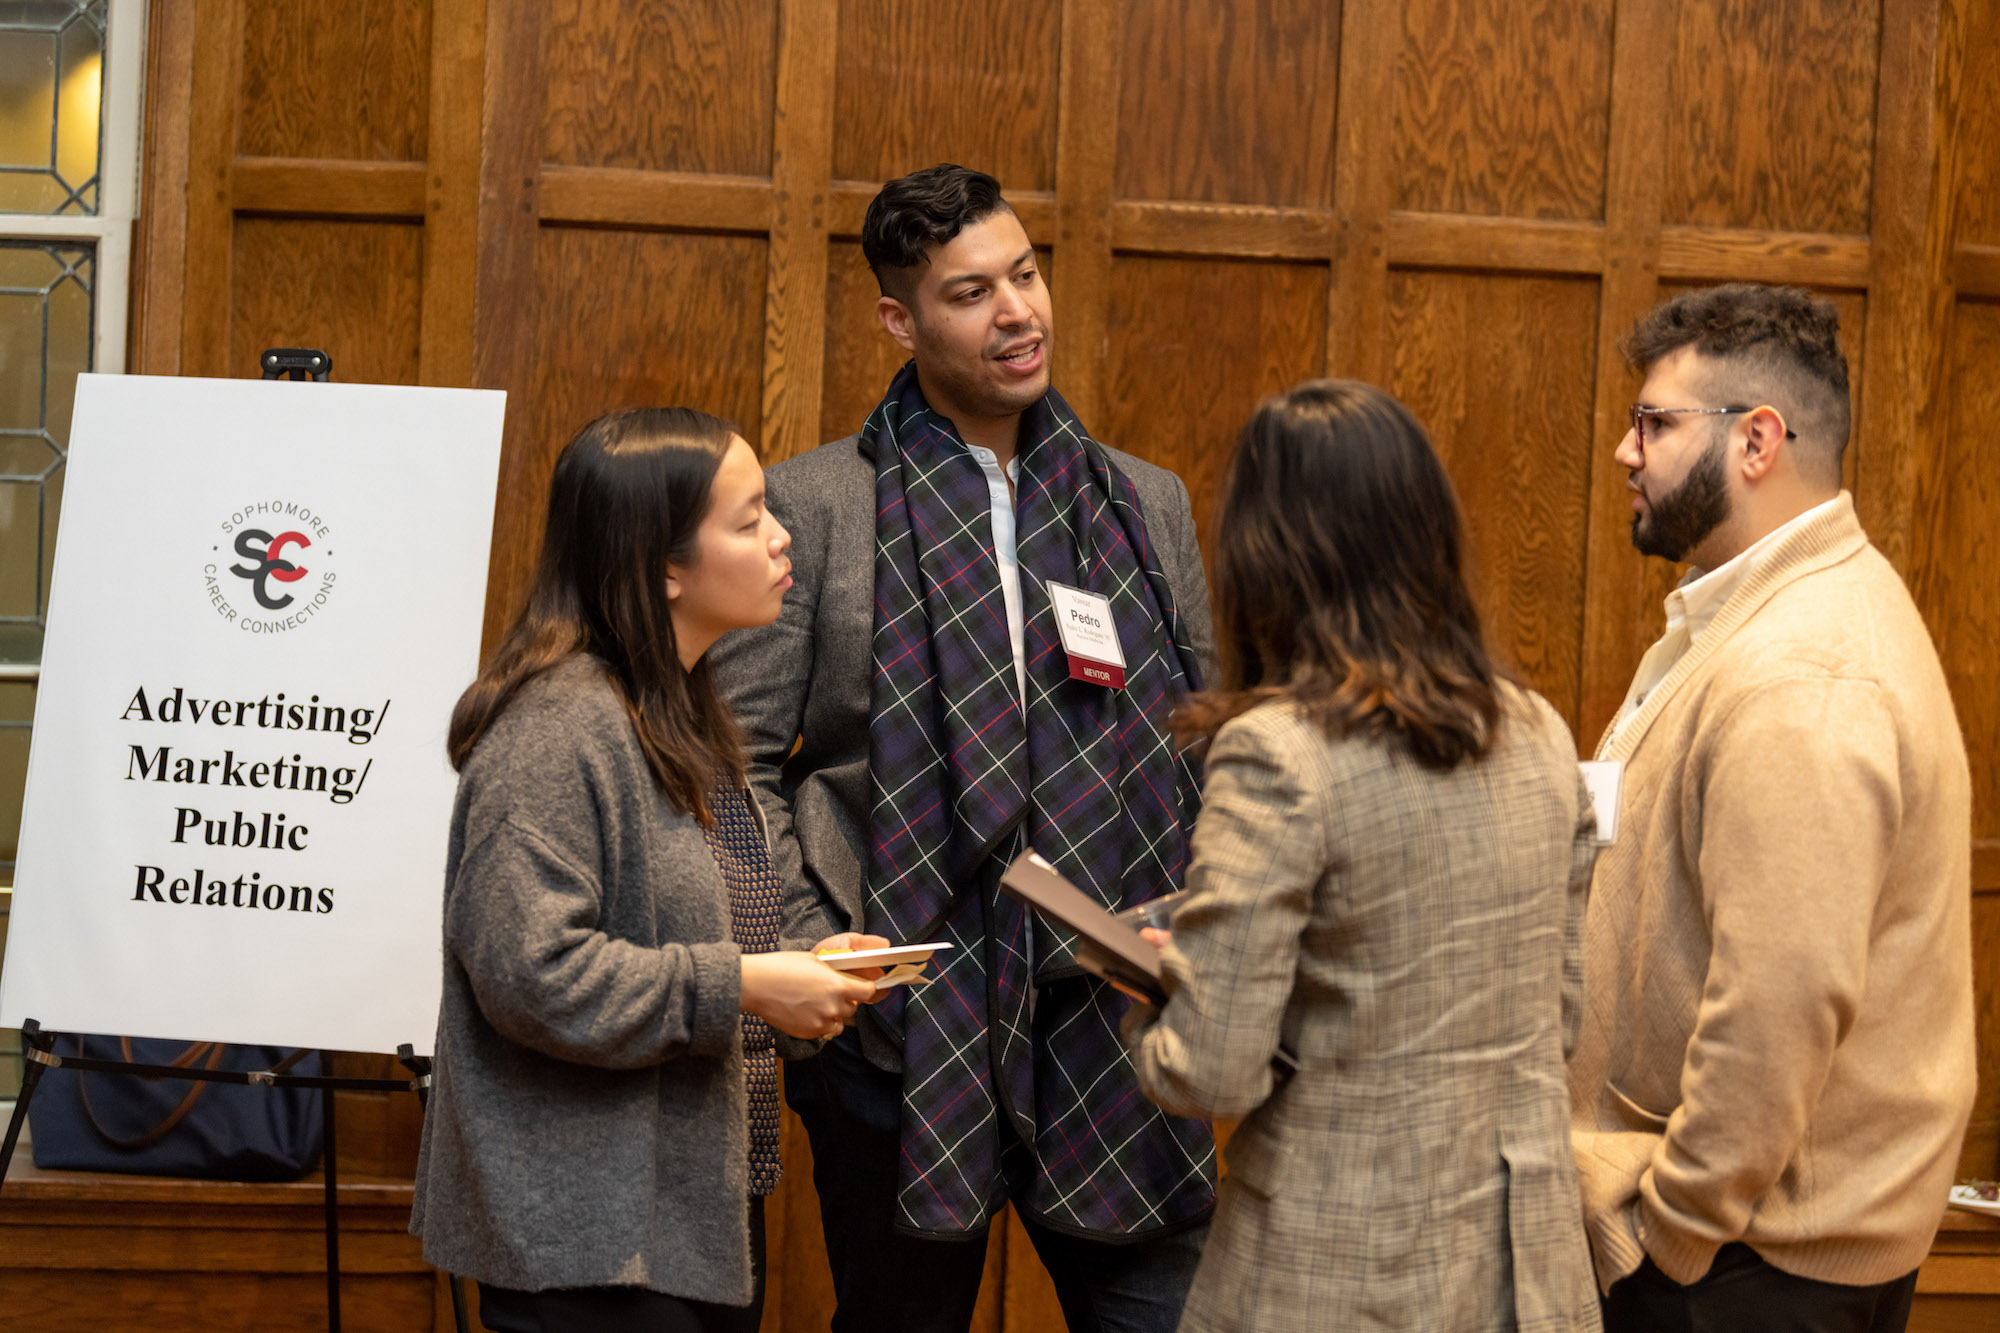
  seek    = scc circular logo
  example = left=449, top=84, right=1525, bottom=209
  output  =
left=204, top=502, right=340, bottom=634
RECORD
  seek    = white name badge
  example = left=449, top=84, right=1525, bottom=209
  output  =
left=1579, top=760, right=1623, bottom=845
left=1047, top=581, right=1127, bottom=689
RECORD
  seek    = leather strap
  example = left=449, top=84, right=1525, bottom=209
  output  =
left=75, top=1039, right=224, bottom=1150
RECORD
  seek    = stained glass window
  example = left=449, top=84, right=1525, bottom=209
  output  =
left=0, top=0, right=131, bottom=1106
left=0, top=2, right=106, bottom=215
left=0, top=242, right=91, bottom=668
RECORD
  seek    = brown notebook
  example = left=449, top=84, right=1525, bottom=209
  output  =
left=998, top=848, right=1165, bottom=1004
left=999, top=848, right=1302, bottom=1078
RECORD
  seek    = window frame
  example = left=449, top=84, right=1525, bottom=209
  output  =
left=0, top=0, right=147, bottom=1109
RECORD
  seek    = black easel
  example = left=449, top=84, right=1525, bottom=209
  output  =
left=0, top=348, right=471, bottom=1333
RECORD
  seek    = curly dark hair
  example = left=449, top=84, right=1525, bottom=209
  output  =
left=1624, top=283, right=1851, bottom=485
left=861, top=164, right=1011, bottom=304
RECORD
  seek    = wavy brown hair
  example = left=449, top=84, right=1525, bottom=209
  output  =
left=1179, top=380, right=1505, bottom=771
left=447, top=407, right=744, bottom=823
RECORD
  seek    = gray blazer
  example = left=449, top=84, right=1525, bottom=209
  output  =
left=711, top=432, right=1215, bottom=1067
left=411, top=657, right=823, bottom=1304
left=1128, top=687, right=1602, bottom=1333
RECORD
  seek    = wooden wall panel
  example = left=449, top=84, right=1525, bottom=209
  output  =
left=1388, top=270, right=1599, bottom=726
left=1911, top=1294, right=2000, bottom=1333
left=1922, top=299, right=2000, bottom=843
left=759, top=0, right=838, bottom=469
left=541, top=0, right=777, bottom=176
left=237, top=0, right=431, bottom=162
left=531, top=228, right=769, bottom=453
left=1115, top=0, right=1342, bottom=208
left=1662, top=0, right=1881, bottom=234
left=820, top=242, right=905, bottom=445
left=1965, top=890, right=2000, bottom=1180
left=832, top=0, right=1062, bottom=190
left=488, top=227, right=769, bottom=630
left=1103, top=256, right=1328, bottom=563
left=1573, top=0, right=1672, bottom=747
left=0, top=1167, right=453, bottom=1333
left=1956, top=0, right=1999, bottom=249
left=0, top=1272, right=437, bottom=1332
left=227, top=219, right=424, bottom=387
left=1825, top=290, right=1869, bottom=497
left=1393, top=0, right=1615, bottom=221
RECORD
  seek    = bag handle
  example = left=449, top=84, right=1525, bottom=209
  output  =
left=75, top=1038, right=226, bottom=1151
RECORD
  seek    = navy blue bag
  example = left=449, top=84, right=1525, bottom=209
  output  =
left=27, top=1035, right=325, bottom=1182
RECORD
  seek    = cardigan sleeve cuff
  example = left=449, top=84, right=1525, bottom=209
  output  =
left=773, top=1032, right=827, bottom=1061
left=1637, top=1195, right=1726, bottom=1287
left=685, top=939, right=743, bottom=1058
left=1572, top=1130, right=1658, bottom=1294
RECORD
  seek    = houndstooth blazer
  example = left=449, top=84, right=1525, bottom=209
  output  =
left=1128, top=687, right=1603, bottom=1333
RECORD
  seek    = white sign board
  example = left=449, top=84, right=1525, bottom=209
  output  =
left=0, top=374, right=504, bottom=1055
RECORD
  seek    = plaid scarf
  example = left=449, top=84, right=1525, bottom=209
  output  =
left=863, top=361, right=1216, bottom=1238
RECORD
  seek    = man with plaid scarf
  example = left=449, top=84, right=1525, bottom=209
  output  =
left=712, top=164, right=1218, bottom=1332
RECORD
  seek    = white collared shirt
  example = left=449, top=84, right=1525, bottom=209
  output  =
left=1609, top=496, right=1844, bottom=744
left=964, top=442, right=1027, bottom=706
left=964, top=441, right=1034, bottom=991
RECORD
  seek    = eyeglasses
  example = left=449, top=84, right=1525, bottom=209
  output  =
left=1628, top=404, right=1797, bottom=452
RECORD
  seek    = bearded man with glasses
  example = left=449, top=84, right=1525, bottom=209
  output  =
left=1569, top=283, right=1974, bottom=1333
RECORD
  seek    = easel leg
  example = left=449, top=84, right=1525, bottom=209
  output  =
left=322, top=1079, right=341, bottom=1333
left=398, top=1044, right=468, bottom=1333
left=0, top=1019, right=55, bottom=1189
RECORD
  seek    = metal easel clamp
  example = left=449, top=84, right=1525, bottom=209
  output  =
left=259, top=347, right=333, bottom=382
left=24, top=1045, right=61, bottom=1068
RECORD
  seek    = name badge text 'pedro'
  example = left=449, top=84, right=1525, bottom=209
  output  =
left=1047, top=581, right=1127, bottom=690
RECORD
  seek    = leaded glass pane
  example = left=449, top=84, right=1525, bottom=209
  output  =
left=0, top=1, right=104, bottom=216
left=0, top=240, right=90, bottom=664
left=0, top=433, right=54, bottom=478
left=37, top=455, right=61, bottom=613
left=0, top=679, right=29, bottom=866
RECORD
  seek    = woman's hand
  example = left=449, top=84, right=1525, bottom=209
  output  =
left=740, top=951, right=879, bottom=1040
left=1109, top=927, right=1173, bottom=1005
left=810, top=931, right=893, bottom=999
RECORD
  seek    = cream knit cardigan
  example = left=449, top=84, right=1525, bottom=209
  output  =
left=1568, top=493, right=1975, bottom=1293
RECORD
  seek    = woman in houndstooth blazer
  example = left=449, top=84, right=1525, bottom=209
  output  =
left=1126, top=380, right=1602, bottom=1333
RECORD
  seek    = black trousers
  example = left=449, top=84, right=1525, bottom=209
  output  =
left=476, top=1197, right=766, bottom=1333
left=783, top=1029, right=1208, bottom=1333
left=1601, top=1242, right=1919, bottom=1333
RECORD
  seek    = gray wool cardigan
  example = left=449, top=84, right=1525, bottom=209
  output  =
left=410, top=656, right=837, bottom=1303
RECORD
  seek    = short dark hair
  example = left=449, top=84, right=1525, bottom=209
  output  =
left=448, top=407, right=745, bottom=824
left=861, top=164, right=1011, bottom=304
left=1179, top=379, right=1506, bottom=772
left=1624, top=283, right=1851, bottom=485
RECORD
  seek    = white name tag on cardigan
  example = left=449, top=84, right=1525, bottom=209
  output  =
left=1048, top=581, right=1126, bottom=689
left=1579, top=761, right=1623, bottom=845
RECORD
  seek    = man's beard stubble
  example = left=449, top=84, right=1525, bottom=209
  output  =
left=912, top=320, right=1051, bottom=423
left=1631, top=433, right=1730, bottom=562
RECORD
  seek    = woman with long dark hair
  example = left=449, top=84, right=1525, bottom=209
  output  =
left=412, top=408, right=884, bottom=1333
left=1125, top=381, right=1601, bottom=1331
